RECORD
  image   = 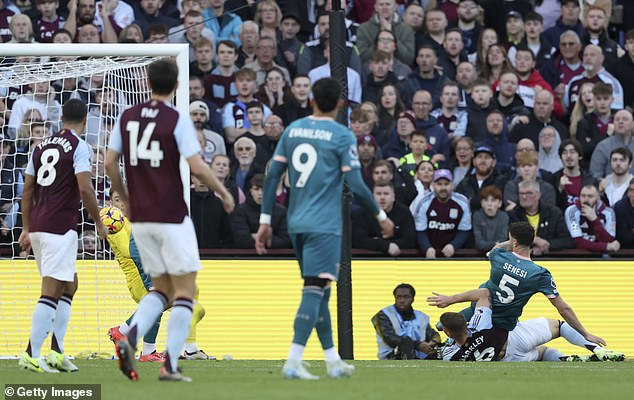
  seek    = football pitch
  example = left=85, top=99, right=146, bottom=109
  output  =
left=1, top=360, right=633, bottom=400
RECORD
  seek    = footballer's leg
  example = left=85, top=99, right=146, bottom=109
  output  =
left=183, top=299, right=213, bottom=360
left=553, top=320, right=625, bottom=361
left=47, top=274, right=79, bottom=372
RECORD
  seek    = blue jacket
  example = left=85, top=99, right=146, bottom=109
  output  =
left=480, top=123, right=516, bottom=175
left=416, top=116, right=450, bottom=162
left=542, top=17, right=584, bottom=47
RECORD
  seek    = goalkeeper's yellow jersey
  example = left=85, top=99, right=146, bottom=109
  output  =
left=106, top=217, right=149, bottom=302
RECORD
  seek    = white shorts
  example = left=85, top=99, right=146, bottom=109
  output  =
left=502, top=318, right=553, bottom=362
left=130, top=216, right=202, bottom=278
left=30, top=230, right=78, bottom=282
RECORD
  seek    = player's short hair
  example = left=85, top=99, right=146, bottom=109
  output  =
left=373, top=179, right=394, bottom=192
left=515, top=46, right=536, bottom=61
left=235, top=67, right=257, bottom=81
left=441, top=80, right=460, bottom=93
left=592, top=82, right=613, bottom=98
left=184, top=9, right=203, bottom=20
left=373, top=159, right=394, bottom=174
left=249, top=173, right=265, bottom=188
left=246, top=100, right=263, bottom=112
left=311, top=78, right=341, bottom=113
left=509, top=221, right=535, bottom=247
left=369, top=50, right=390, bottom=63
left=349, top=108, right=369, bottom=123
left=581, top=183, right=599, bottom=195
left=194, top=37, right=213, bottom=50
left=439, top=312, right=467, bottom=336
left=559, top=138, right=582, bottom=157
left=516, top=150, right=538, bottom=166
left=393, top=283, right=415, bottom=298
left=62, top=98, right=88, bottom=123
left=217, top=39, right=238, bottom=54
left=410, top=129, right=429, bottom=141
left=471, top=78, right=492, bottom=90
left=610, top=147, right=633, bottom=163
left=525, top=11, right=543, bottom=24
left=417, top=43, right=437, bottom=57
left=147, top=59, right=178, bottom=95
left=480, top=185, right=503, bottom=201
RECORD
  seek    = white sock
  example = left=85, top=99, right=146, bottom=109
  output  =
left=142, top=342, right=157, bottom=356
left=129, top=292, right=167, bottom=348
left=29, top=297, right=57, bottom=358
left=560, top=323, right=598, bottom=351
left=542, top=347, right=564, bottom=361
left=185, top=342, right=199, bottom=354
left=324, top=347, right=341, bottom=362
left=119, top=321, right=130, bottom=336
left=52, top=295, right=72, bottom=354
left=166, top=299, right=193, bottom=372
left=288, top=343, right=305, bottom=362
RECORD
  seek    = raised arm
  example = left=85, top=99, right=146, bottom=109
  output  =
left=549, top=295, right=606, bottom=346
left=427, top=288, right=490, bottom=309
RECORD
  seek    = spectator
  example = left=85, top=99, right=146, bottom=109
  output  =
left=481, top=0, right=533, bottom=40
left=356, top=0, right=415, bottom=65
left=8, top=81, right=60, bottom=138
left=410, top=90, right=450, bottom=162
left=412, top=169, right=471, bottom=259
left=352, top=181, right=416, bottom=256
left=371, top=283, right=441, bottom=360
left=413, top=160, right=435, bottom=198
left=236, top=21, right=258, bottom=67
left=452, top=0, right=482, bottom=56
left=473, top=185, right=509, bottom=252
left=610, top=29, right=634, bottom=111
left=64, top=0, right=118, bottom=43
left=255, top=67, right=289, bottom=110
left=399, top=45, right=447, bottom=109
left=449, top=136, right=474, bottom=188
left=377, top=84, right=405, bottom=144
left=370, top=29, right=412, bottom=81
left=170, top=10, right=211, bottom=62
left=273, top=75, right=311, bottom=127
left=575, top=82, right=615, bottom=167
left=230, top=136, right=261, bottom=192
left=456, top=145, right=509, bottom=212
left=276, top=12, right=303, bottom=76
left=504, top=150, right=556, bottom=211
left=204, top=40, right=239, bottom=108
left=564, top=183, right=619, bottom=254
left=0, top=0, right=16, bottom=43
left=493, top=72, right=530, bottom=130
left=190, top=100, right=225, bottom=165
left=437, top=28, right=467, bottom=81
left=204, top=0, right=242, bottom=47
left=189, top=37, right=215, bottom=77
left=548, top=138, right=596, bottom=211
left=599, top=148, right=634, bottom=207
left=569, top=82, right=595, bottom=141
left=508, top=179, right=573, bottom=255
left=147, top=23, right=169, bottom=43
left=471, top=27, right=498, bottom=73
left=481, top=110, right=516, bottom=175
left=421, top=9, right=448, bottom=56
left=543, top=0, right=584, bottom=47
left=231, top=173, right=290, bottom=249
left=358, top=134, right=379, bottom=189
left=245, top=36, right=292, bottom=86
left=455, top=61, right=477, bottom=109
left=131, top=0, right=179, bottom=39
left=430, top=81, right=468, bottom=138
left=254, top=0, right=281, bottom=40
left=362, top=50, right=399, bottom=104
left=545, top=30, right=583, bottom=100
left=465, top=79, right=496, bottom=144
left=211, top=153, right=245, bottom=205
left=190, top=174, right=232, bottom=248
left=235, top=101, right=272, bottom=168
left=565, top=44, right=624, bottom=113
left=308, top=40, right=362, bottom=104
left=372, top=160, right=417, bottom=207
left=311, top=0, right=358, bottom=43
left=262, top=114, right=284, bottom=155
left=480, top=43, right=513, bottom=85
left=399, top=130, right=434, bottom=178
left=580, top=6, right=622, bottom=69
left=188, top=75, right=223, bottom=133
left=401, top=1, right=425, bottom=51
left=509, top=90, right=568, bottom=148
left=349, top=109, right=372, bottom=138
left=33, top=0, right=66, bottom=43
left=284, top=0, right=319, bottom=41
left=590, top=110, right=634, bottom=179
left=503, top=10, right=525, bottom=51
left=614, top=178, right=634, bottom=249
left=118, top=23, right=143, bottom=42
left=0, top=139, right=22, bottom=239
left=168, top=0, right=214, bottom=41
left=382, top=110, right=414, bottom=162
left=538, top=126, right=564, bottom=174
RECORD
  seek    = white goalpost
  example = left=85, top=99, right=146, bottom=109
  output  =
left=0, top=43, right=190, bottom=356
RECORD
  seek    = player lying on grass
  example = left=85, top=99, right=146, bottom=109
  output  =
left=429, top=288, right=625, bottom=362
left=104, top=189, right=211, bottom=362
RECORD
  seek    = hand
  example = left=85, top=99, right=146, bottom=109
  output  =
left=0, top=218, right=8, bottom=236
left=0, top=202, right=12, bottom=212
left=598, top=178, right=608, bottom=193
left=580, top=204, right=597, bottom=222
left=430, top=154, right=445, bottom=164
left=68, top=0, right=78, bottom=14
left=417, top=341, right=436, bottom=355
left=427, top=292, right=453, bottom=308
left=387, top=242, right=400, bottom=256
left=606, top=240, right=620, bottom=252
left=221, top=193, right=235, bottom=213
left=533, top=236, right=550, bottom=253
left=18, top=230, right=31, bottom=255
left=584, top=333, right=607, bottom=347
left=255, top=224, right=272, bottom=255
left=532, top=246, right=543, bottom=256
left=607, top=124, right=614, bottom=136
left=379, top=16, right=392, bottom=31
left=554, top=83, right=565, bottom=101
left=425, top=247, right=436, bottom=259
left=515, top=115, right=530, bottom=125
left=96, top=221, right=109, bottom=240
left=380, top=217, right=394, bottom=239
left=505, top=200, right=517, bottom=212
left=283, top=50, right=295, bottom=64
left=386, top=157, right=400, bottom=167
left=559, top=175, right=571, bottom=191
left=441, top=243, right=455, bottom=258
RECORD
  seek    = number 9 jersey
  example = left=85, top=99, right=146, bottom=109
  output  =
left=25, top=129, right=92, bottom=234
left=483, top=248, right=559, bottom=331
left=272, top=116, right=360, bottom=234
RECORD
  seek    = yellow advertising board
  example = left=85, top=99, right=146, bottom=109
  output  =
left=1, top=259, right=632, bottom=360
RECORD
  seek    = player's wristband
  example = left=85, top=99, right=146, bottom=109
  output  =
left=259, top=214, right=272, bottom=225
left=376, top=210, right=387, bottom=222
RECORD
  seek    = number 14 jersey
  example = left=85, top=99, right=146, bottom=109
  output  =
left=109, top=100, right=201, bottom=223
left=483, top=248, right=559, bottom=331
left=273, top=116, right=360, bottom=235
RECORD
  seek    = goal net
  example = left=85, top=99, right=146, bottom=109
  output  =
left=0, top=43, right=190, bottom=357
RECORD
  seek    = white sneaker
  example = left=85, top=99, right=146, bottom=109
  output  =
left=38, top=358, right=60, bottom=373
left=326, top=359, right=355, bottom=378
left=47, top=350, right=79, bottom=372
left=281, top=359, right=319, bottom=380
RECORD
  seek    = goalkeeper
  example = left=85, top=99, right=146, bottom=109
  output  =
left=105, top=189, right=211, bottom=361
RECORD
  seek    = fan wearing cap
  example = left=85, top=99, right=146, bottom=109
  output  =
left=481, top=0, right=533, bottom=40
left=455, top=145, right=510, bottom=212
left=276, top=13, right=303, bottom=74
left=190, top=100, right=226, bottom=165
left=503, top=11, right=525, bottom=49
left=383, top=110, right=417, bottom=162
left=410, top=169, right=472, bottom=258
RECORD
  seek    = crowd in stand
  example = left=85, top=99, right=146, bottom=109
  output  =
left=1, top=0, right=634, bottom=257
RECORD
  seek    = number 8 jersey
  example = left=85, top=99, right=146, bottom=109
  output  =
left=483, top=248, right=559, bottom=331
left=272, top=116, right=360, bottom=234
left=25, top=129, right=92, bottom=234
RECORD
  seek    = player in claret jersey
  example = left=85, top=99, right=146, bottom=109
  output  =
left=18, top=99, right=108, bottom=373
left=105, top=59, right=234, bottom=382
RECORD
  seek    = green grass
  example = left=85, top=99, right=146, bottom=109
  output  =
left=1, top=360, right=633, bottom=400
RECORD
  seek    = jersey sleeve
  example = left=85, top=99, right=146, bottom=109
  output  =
left=339, top=130, right=361, bottom=171
left=272, top=129, right=289, bottom=163
left=564, top=206, right=583, bottom=238
left=73, top=140, right=93, bottom=174
left=467, top=306, right=493, bottom=334
left=537, top=269, right=559, bottom=298
left=174, top=110, right=203, bottom=159
left=25, top=154, right=35, bottom=177
left=108, top=114, right=123, bottom=154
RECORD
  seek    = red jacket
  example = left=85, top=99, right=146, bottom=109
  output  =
left=492, top=70, right=564, bottom=119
